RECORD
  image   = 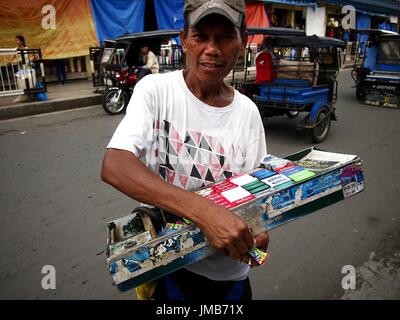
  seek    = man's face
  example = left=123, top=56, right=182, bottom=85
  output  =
left=140, top=46, right=149, bottom=55
left=181, top=14, right=245, bottom=84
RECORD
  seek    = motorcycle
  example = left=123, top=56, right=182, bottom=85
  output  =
left=100, top=30, right=182, bottom=115
left=102, top=67, right=139, bottom=115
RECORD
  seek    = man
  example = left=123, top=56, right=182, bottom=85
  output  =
left=55, top=59, right=67, bottom=85
left=139, top=44, right=159, bottom=74
left=101, top=0, right=269, bottom=300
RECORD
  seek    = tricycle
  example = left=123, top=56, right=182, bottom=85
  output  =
left=351, top=29, right=400, bottom=109
left=232, top=27, right=344, bottom=142
left=101, top=30, right=182, bottom=115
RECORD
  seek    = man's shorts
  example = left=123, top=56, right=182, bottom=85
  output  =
left=136, top=267, right=252, bottom=300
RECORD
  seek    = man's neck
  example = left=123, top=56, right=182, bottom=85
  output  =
left=183, top=69, right=233, bottom=108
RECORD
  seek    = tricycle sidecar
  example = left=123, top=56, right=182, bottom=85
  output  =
left=352, top=29, right=400, bottom=109
left=232, top=28, right=343, bottom=143
left=101, top=30, right=183, bottom=115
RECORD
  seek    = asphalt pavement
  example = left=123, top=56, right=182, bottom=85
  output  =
left=0, top=69, right=399, bottom=299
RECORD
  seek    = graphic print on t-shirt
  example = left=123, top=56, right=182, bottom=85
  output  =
left=154, top=120, right=246, bottom=191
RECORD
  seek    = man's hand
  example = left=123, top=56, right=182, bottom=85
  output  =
left=101, top=149, right=267, bottom=265
left=199, top=203, right=255, bottom=262
left=255, top=231, right=270, bottom=251
left=240, top=231, right=270, bottom=267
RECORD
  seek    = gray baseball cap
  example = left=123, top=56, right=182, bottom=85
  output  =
left=184, top=0, right=246, bottom=28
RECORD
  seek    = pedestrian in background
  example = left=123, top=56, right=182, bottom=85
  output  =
left=137, top=44, right=159, bottom=81
left=15, top=35, right=27, bottom=50
left=55, top=59, right=67, bottom=85
left=13, top=35, right=31, bottom=103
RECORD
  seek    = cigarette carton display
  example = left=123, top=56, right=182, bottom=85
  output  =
left=105, top=147, right=365, bottom=291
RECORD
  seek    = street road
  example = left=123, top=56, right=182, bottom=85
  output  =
left=0, top=69, right=399, bottom=299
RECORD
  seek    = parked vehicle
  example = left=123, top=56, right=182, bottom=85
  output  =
left=232, top=28, right=343, bottom=142
left=352, top=29, right=400, bottom=109
left=102, top=66, right=140, bottom=115
left=101, top=30, right=182, bottom=115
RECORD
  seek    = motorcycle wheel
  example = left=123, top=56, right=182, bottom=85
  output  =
left=102, top=89, right=128, bottom=115
left=309, top=108, right=331, bottom=143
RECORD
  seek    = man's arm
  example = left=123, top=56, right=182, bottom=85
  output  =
left=101, top=148, right=255, bottom=262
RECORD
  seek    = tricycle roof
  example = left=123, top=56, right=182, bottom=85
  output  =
left=247, top=27, right=306, bottom=37
left=270, top=35, right=344, bottom=48
left=102, top=39, right=116, bottom=48
left=355, top=29, right=399, bottom=37
left=115, top=30, right=181, bottom=44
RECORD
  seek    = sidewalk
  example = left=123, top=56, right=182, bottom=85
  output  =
left=0, top=79, right=103, bottom=120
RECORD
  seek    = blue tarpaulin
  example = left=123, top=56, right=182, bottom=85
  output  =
left=154, top=0, right=184, bottom=30
left=377, top=21, right=397, bottom=32
left=357, top=13, right=371, bottom=51
left=356, top=13, right=371, bottom=30
left=90, top=0, right=146, bottom=44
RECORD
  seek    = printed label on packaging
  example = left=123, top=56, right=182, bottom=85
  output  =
left=262, top=174, right=292, bottom=187
left=340, top=165, right=365, bottom=198
left=230, top=174, right=258, bottom=186
left=230, top=194, right=256, bottom=207
left=212, top=181, right=232, bottom=188
left=342, top=181, right=364, bottom=198
left=221, top=187, right=252, bottom=203
left=251, top=169, right=277, bottom=179
left=196, top=187, right=214, bottom=197
left=213, top=183, right=237, bottom=193
left=274, top=163, right=295, bottom=173
left=274, top=180, right=295, bottom=190
left=243, top=180, right=265, bottom=190
left=280, top=166, right=305, bottom=176
left=289, top=169, right=316, bottom=182
left=261, top=154, right=293, bottom=171
left=248, top=184, right=270, bottom=194
left=300, top=170, right=341, bottom=200
left=297, top=159, right=339, bottom=171
left=270, top=188, right=297, bottom=212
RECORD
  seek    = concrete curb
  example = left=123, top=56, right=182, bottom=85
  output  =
left=0, top=94, right=102, bottom=120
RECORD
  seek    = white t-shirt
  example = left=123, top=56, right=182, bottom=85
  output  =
left=107, top=70, right=267, bottom=281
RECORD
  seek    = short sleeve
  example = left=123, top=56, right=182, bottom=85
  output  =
left=106, top=76, right=156, bottom=158
left=244, top=108, right=267, bottom=170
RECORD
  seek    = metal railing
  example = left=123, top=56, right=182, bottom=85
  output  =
left=159, top=44, right=182, bottom=72
left=0, top=48, right=46, bottom=97
left=89, top=46, right=105, bottom=88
